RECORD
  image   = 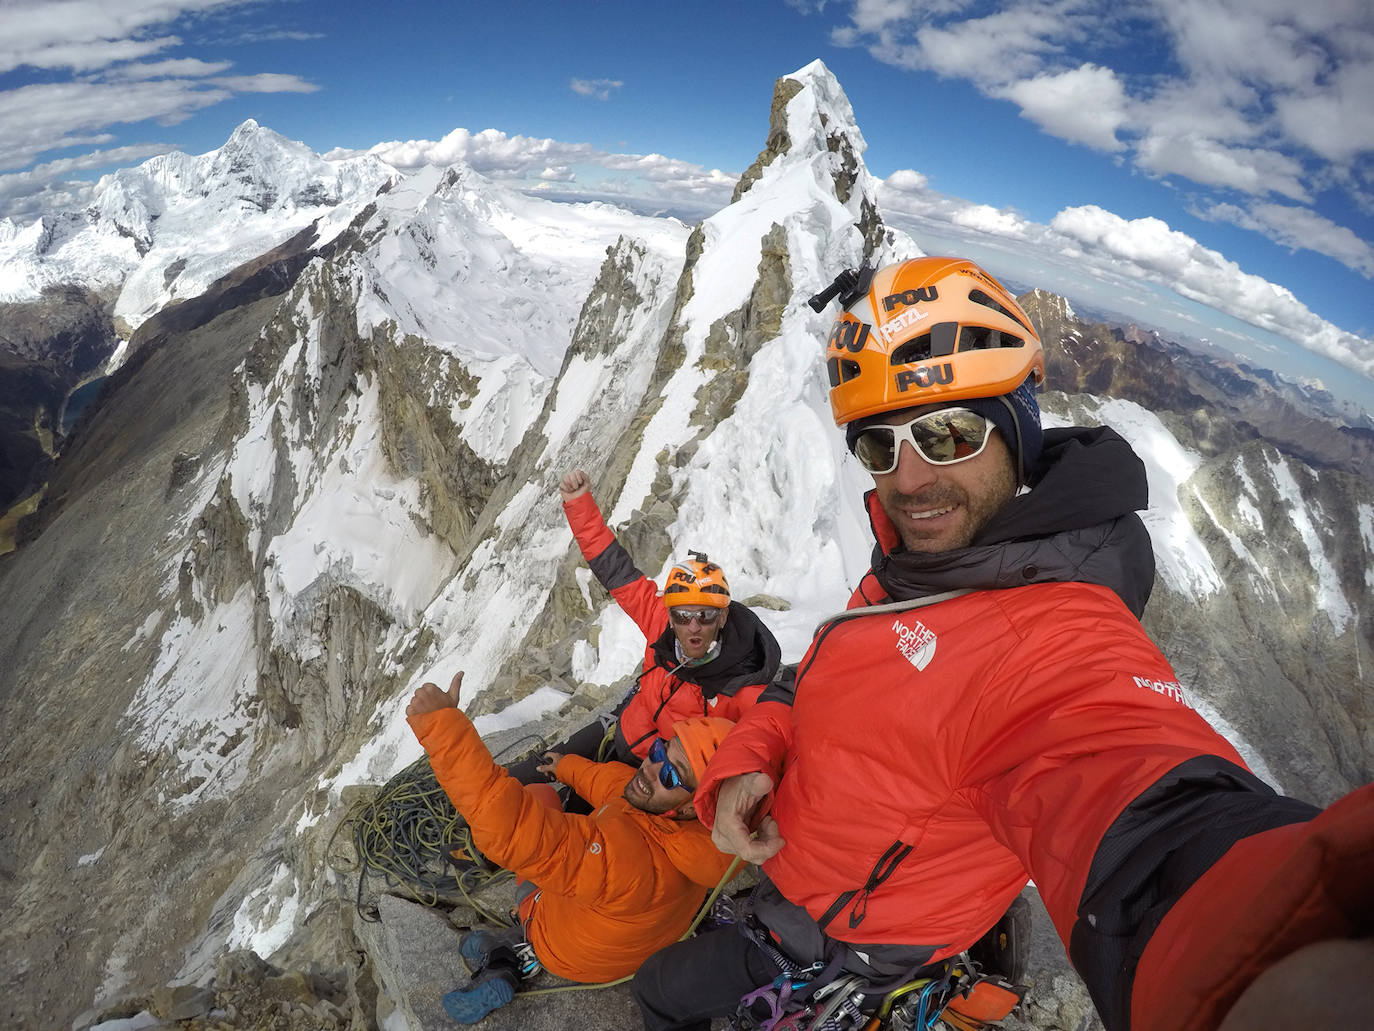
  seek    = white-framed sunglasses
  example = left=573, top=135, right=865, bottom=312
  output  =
left=851, top=407, right=993, bottom=474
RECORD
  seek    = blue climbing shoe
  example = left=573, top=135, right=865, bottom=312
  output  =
left=442, top=968, right=517, bottom=1024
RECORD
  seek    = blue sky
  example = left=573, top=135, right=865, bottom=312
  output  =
left=2, top=0, right=1372, bottom=410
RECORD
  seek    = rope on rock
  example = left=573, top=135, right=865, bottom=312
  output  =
left=325, top=737, right=746, bottom=1000
left=326, top=754, right=516, bottom=926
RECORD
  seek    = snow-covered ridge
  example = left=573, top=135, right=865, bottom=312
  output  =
left=136, top=148, right=694, bottom=815
left=0, top=120, right=396, bottom=330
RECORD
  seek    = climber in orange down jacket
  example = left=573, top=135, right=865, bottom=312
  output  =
left=406, top=671, right=736, bottom=988
left=504, top=469, right=781, bottom=785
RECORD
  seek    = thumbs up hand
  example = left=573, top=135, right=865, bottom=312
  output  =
left=407, top=671, right=463, bottom=716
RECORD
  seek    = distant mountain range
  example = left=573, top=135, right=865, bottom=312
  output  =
left=1020, top=290, right=1374, bottom=481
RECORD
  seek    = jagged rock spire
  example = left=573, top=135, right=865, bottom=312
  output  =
left=733, top=60, right=874, bottom=210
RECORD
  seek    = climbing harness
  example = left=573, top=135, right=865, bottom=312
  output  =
left=728, top=956, right=1023, bottom=1031
left=725, top=887, right=1029, bottom=1031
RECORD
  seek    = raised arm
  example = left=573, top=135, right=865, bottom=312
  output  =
left=560, top=470, right=666, bottom=638
left=407, top=673, right=651, bottom=903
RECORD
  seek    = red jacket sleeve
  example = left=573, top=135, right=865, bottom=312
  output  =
left=1131, top=781, right=1374, bottom=1031
left=692, top=699, right=793, bottom=829
left=562, top=490, right=666, bottom=641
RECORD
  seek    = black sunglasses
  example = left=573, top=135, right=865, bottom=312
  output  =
left=649, top=737, right=686, bottom=790
left=669, top=606, right=721, bottom=626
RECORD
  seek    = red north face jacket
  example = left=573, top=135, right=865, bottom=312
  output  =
left=696, top=426, right=1372, bottom=1031
left=700, top=574, right=1235, bottom=955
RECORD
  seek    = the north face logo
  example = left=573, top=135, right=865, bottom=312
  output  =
left=892, top=617, right=936, bottom=671
left=1133, top=675, right=1192, bottom=707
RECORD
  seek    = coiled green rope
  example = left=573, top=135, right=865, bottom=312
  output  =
left=327, top=753, right=518, bottom=925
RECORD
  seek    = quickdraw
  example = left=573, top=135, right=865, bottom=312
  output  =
left=730, top=953, right=1023, bottom=1031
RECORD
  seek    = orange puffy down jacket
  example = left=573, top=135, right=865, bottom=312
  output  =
left=409, top=706, right=734, bottom=983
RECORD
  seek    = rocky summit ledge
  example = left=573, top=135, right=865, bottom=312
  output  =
left=77, top=881, right=1099, bottom=1031
left=358, top=894, right=644, bottom=1030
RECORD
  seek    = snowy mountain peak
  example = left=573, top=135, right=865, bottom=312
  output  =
left=0, top=123, right=396, bottom=329
left=732, top=59, right=872, bottom=210
left=227, top=116, right=264, bottom=139
left=1023, top=287, right=1076, bottom=323
left=208, top=118, right=324, bottom=185
left=782, top=59, right=866, bottom=159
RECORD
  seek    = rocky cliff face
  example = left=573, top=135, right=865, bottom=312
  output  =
left=1170, top=442, right=1372, bottom=794
left=0, top=62, right=1369, bottom=1031
left=0, top=122, right=393, bottom=550
left=0, top=284, right=117, bottom=515
left=1027, top=291, right=1373, bottom=801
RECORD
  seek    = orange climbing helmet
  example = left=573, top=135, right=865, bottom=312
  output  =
left=810, top=257, right=1045, bottom=426
left=662, top=551, right=731, bottom=610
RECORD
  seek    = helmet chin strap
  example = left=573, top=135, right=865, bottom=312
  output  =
left=675, top=637, right=722, bottom=666
left=663, top=800, right=697, bottom=822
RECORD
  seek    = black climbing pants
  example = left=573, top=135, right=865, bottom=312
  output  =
left=631, top=926, right=779, bottom=1031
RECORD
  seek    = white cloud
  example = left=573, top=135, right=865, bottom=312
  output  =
left=209, top=73, right=318, bottom=94
left=836, top=0, right=1095, bottom=85
left=1274, top=60, right=1374, bottom=165
left=600, top=152, right=737, bottom=193
left=880, top=170, right=1040, bottom=240
left=0, top=0, right=233, bottom=73
left=884, top=168, right=928, bottom=192
left=1135, top=133, right=1311, bottom=201
left=353, top=126, right=599, bottom=175
left=1196, top=200, right=1374, bottom=278
left=570, top=78, right=624, bottom=101
left=950, top=203, right=1034, bottom=238
left=0, top=81, right=230, bottom=170
left=5, top=35, right=183, bottom=74
left=1050, top=203, right=1374, bottom=376
left=105, top=58, right=235, bottom=80
left=0, top=0, right=318, bottom=201
left=331, top=127, right=737, bottom=207
left=995, top=63, right=1128, bottom=151
left=822, top=0, right=1372, bottom=253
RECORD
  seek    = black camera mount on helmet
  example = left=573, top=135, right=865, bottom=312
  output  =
left=807, top=266, right=875, bottom=313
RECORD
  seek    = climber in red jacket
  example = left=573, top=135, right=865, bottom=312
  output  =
left=505, top=468, right=781, bottom=787
left=631, top=256, right=1374, bottom=1031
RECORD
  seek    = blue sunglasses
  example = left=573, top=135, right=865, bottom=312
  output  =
left=649, top=738, right=686, bottom=791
